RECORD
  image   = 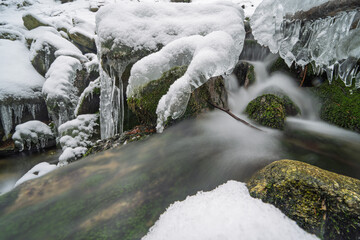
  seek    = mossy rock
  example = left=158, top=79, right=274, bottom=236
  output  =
left=68, top=29, right=96, bottom=54
left=247, top=159, right=360, bottom=240
left=22, top=13, right=51, bottom=31
left=232, top=61, right=256, bottom=88
left=245, top=94, right=300, bottom=130
left=312, top=78, right=360, bottom=133
left=127, top=66, right=228, bottom=126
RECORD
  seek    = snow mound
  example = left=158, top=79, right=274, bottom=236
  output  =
left=96, top=1, right=244, bottom=51
left=251, top=0, right=360, bottom=87
left=0, top=39, right=44, bottom=101
left=15, top=162, right=57, bottom=187
left=143, top=180, right=319, bottom=240
left=12, top=120, right=54, bottom=151
left=58, top=114, right=99, bottom=166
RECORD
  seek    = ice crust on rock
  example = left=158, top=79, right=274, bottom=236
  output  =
left=42, top=55, right=82, bottom=127
left=58, top=114, right=99, bottom=166
left=143, top=180, right=319, bottom=240
left=96, top=1, right=244, bottom=138
left=15, top=162, right=57, bottom=187
left=251, top=0, right=360, bottom=88
left=12, top=120, right=54, bottom=151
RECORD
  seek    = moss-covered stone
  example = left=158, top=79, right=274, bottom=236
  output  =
left=232, top=61, right=256, bottom=88
left=312, top=78, right=360, bottom=133
left=68, top=30, right=96, bottom=54
left=127, top=66, right=228, bottom=127
left=245, top=94, right=300, bottom=130
left=22, top=13, right=50, bottom=31
left=247, top=160, right=360, bottom=240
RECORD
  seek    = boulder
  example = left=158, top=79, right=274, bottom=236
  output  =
left=232, top=61, right=256, bottom=88
left=247, top=159, right=360, bottom=240
left=127, top=66, right=228, bottom=126
left=245, top=94, right=300, bottom=130
left=311, top=78, right=360, bottom=133
left=68, top=28, right=96, bottom=53
left=22, top=13, right=51, bottom=31
left=75, top=78, right=100, bottom=116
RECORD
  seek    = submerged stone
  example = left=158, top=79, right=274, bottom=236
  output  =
left=127, top=66, right=228, bottom=127
left=247, top=159, right=360, bottom=240
left=245, top=94, right=300, bottom=130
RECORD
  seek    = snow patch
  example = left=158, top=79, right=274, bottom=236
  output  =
left=143, top=181, right=319, bottom=240
left=15, top=162, right=57, bottom=187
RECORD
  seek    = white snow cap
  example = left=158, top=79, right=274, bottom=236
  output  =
left=96, top=1, right=244, bottom=51
left=143, top=180, right=319, bottom=240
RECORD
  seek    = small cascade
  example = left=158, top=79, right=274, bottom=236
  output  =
left=0, top=103, right=42, bottom=138
left=228, top=59, right=319, bottom=120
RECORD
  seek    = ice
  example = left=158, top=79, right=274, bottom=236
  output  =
left=15, top=162, right=57, bottom=187
left=143, top=181, right=319, bottom=240
left=96, top=1, right=244, bottom=138
left=58, top=114, right=99, bottom=166
left=42, top=55, right=82, bottom=127
left=74, top=78, right=100, bottom=116
left=12, top=120, right=54, bottom=151
left=251, top=0, right=360, bottom=87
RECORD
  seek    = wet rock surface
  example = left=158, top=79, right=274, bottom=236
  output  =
left=247, top=159, right=360, bottom=240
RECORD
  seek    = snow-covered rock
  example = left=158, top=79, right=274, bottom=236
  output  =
left=143, top=181, right=319, bottom=240
left=75, top=78, right=100, bottom=116
left=96, top=1, right=245, bottom=138
left=12, top=120, right=55, bottom=151
left=58, top=114, right=99, bottom=166
left=42, top=55, right=83, bottom=127
left=15, top=162, right=57, bottom=187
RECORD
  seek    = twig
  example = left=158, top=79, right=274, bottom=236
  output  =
left=207, top=101, right=264, bottom=132
left=300, top=65, right=308, bottom=87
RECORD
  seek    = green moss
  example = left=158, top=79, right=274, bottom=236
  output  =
left=312, top=78, right=360, bottom=133
left=247, top=160, right=360, bottom=240
left=127, top=65, right=227, bottom=127
left=245, top=94, right=300, bottom=130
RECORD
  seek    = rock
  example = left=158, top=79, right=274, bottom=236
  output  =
left=68, top=28, right=96, bottom=53
left=247, top=159, right=360, bottom=240
left=30, top=31, right=82, bottom=76
left=311, top=78, right=360, bottom=133
left=75, top=78, right=100, bottom=116
left=127, top=66, right=228, bottom=127
left=22, top=13, right=51, bottom=30
left=0, top=28, right=23, bottom=41
left=245, top=94, right=300, bottom=130
left=232, top=61, right=256, bottom=88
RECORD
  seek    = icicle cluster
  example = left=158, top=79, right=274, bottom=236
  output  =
left=251, top=0, right=360, bottom=88
left=0, top=103, right=42, bottom=138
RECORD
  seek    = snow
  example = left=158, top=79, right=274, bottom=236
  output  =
left=251, top=0, right=360, bottom=87
left=42, top=55, right=82, bottom=126
left=15, top=162, right=57, bottom=187
left=58, top=114, right=99, bottom=166
left=143, top=180, right=319, bottom=240
left=96, top=2, right=244, bottom=51
left=12, top=120, right=54, bottom=151
left=0, top=39, right=44, bottom=101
